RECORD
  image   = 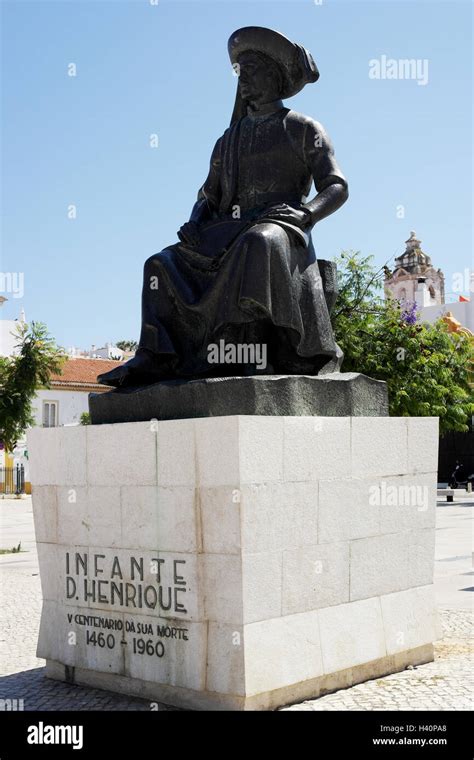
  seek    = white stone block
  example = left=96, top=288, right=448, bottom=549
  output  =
left=350, top=533, right=409, bottom=601
left=28, top=426, right=87, bottom=486
left=56, top=426, right=87, bottom=486
left=27, top=427, right=60, bottom=486
left=203, top=554, right=242, bottom=624
left=156, top=487, right=199, bottom=553
left=319, top=597, right=386, bottom=673
left=200, top=486, right=241, bottom=554
left=283, top=417, right=350, bottom=482
left=378, top=474, right=436, bottom=534
left=124, top=614, right=207, bottom=691
left=318, top=478, right=379, bottom=543
left=206, top=623, right=245, bottom=696
left=242, top=552, right=282, bottom=623
left=195, top=417, right=240, bottom=487
left=32, top=486, right=57, bottom=543
left=62, top=546, right=90, bottom=606
left=37, top=543, right=61, bottom=602
left=37, top=600, right=60, bottom=661
left=148, top=551, right=202, bottom=623
left=238, top=416, right=284, bottom=483
left=157, top=419, right=196, bottom=486
left=85, top=487, right=122, bottom=547
left=58, top=605, right=126, bottom=674
left=381, top=585, right=436, bottom=655
left=241, top=482, right=317, bottom=553
left=87, top=422, right=157, bottom=486
left=203, top=550, right=284, bottom=626
left=56, top=487, right=89, bottom=546
left=351, top=417, right=408, bottom=477
left=121, top=486, right=158, bottom=550
left=282, top=542, right=349, bottom=615
left=407, top=418, right=439, bottom=474
left=60, top=547, right=202, bottom=622
left=203, top=552, right=282, bottom=625
left=244, top=610, right=323, bottom=695
left=408, top=529, right=436, bottom=587
left=121, top=486, right=198, bottom=553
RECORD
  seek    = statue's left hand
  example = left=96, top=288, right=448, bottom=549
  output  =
left=261, top=203, right=313, bottom=231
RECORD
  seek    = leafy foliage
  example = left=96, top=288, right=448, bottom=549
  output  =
left=0, top=322, right=65, bottom=450
left=332, top=251, right=474, bottom=434
left=115, top=340, right=137, bottom=352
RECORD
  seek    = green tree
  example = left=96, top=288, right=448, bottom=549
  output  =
left=0, top=322, right=65, bottom=450
left=115, top=340, right=137, bottom=352
left=332, top=251, right=474, bottom=434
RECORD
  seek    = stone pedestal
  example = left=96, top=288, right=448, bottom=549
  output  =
left=28, top=415, right=438, bottom=710
left=88, top=372, right=388, bottom=425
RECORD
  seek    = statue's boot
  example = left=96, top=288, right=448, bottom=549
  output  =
left=97, top=349, right=168, bottom=388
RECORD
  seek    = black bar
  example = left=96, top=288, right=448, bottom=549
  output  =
left=0, top=710, right=471, bottom=757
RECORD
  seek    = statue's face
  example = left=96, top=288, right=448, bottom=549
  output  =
left=237, top=52, right=280, bottom=105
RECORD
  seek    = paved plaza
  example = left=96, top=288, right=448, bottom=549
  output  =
left=0, top=493, right=472, bottom=711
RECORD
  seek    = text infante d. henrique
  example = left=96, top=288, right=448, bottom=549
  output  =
left=65, top=552, right=188, bottom=614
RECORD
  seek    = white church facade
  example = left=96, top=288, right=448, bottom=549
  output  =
left=384, top=231, right=473, bottom=334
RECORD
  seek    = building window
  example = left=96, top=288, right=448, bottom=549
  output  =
left=429, top=285, right=436, bottom=300
left=43, top=401, right=58, bottom=428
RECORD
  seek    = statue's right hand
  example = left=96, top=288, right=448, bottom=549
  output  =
left=178, top=221, right=200, bottom=247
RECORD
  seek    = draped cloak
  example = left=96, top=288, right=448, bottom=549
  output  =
left=138, top=105, right=347, bottom=378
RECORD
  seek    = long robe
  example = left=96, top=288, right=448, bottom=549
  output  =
left=138, top=106, right=347, bottom=378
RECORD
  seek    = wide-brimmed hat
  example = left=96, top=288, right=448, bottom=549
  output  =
left=228, top=26, right=319, bottom=100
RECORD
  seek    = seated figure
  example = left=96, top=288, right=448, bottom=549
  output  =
left=98, top=26, right=348, bottom=388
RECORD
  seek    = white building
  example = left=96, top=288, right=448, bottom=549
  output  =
left=385, top=231, right=472, bottom=332
left=418, top=285, right=474, bottom=333
left=0, top=301, right=128, bottom=493
left=66, top=342, right=126, bottom=361
left=33, top=357, right=123, bottom=428
left=17, top=357, right=122, bottom=489
left=384, top=231, right=445, bottom=306
left=0, top=300, right=124, bottom=489
left=91, top=343, right=125, bottom=360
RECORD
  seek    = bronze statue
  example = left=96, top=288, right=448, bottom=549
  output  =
left=98, top=26, right=348, bottom=388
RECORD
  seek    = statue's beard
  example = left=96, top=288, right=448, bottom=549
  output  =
left=246, top=93, right=272, bottom=110
left=231, top=82, right=280, bottom=126
left=239, top=82, right=266, bottom=107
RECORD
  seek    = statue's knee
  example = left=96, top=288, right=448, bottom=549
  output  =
left=243, top=227, right=266, bottom=246
left=250, top=223, right=287, bottom=244
left=268, top=224, right=288, bottom=246
left=244, top=224, right=288, bottom=256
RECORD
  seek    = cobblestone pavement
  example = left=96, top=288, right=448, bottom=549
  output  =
left=0, top=496, right=472, bottom=711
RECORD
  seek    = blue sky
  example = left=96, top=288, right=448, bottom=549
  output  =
left=2, top=0, right=472, bottom=349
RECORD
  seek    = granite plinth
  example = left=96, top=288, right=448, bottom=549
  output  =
left=89, top=372, right=388, bottom=425
left=27, top=415, right=438, bottom=711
